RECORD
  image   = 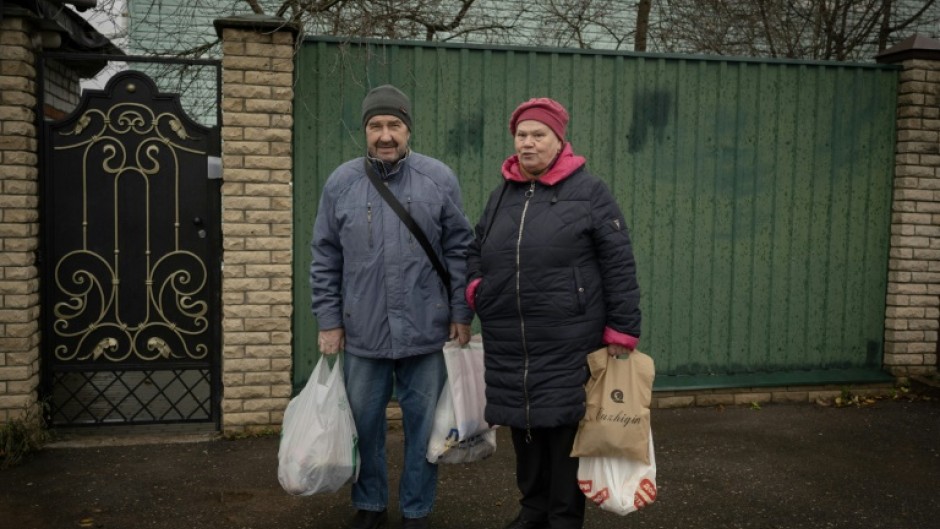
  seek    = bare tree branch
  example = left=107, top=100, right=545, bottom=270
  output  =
left=87, top=0, right=940, bottom=62
left=887, top=0, right=938, bottom=32
left=398, top=0, right=477, bottom=40
left=245, top=0, right=265, bottom=15
left=657, top=0, right=940, bottom=61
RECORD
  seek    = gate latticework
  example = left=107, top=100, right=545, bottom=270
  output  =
left=41, top=70, right=221, bottom=427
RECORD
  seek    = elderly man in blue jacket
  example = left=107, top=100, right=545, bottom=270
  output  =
left=310, top=84, right=473, bottom=529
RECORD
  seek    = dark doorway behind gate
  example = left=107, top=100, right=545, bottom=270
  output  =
left=39, top=57, right=222, bottom=428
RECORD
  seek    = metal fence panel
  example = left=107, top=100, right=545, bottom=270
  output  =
left=293, top=38, right=898, bottom=390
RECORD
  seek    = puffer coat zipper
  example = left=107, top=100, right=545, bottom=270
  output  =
left=517, top=180, right=536, bottom=442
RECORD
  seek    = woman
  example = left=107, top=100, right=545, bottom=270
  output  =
left=465, top=98, right=641, bottom=529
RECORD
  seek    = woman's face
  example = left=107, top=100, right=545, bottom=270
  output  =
left=514, top=120, right=562, bottom=176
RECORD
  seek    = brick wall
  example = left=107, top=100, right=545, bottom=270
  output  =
left=0, top=17, right=41, bottom=422
left=215, top=16, right=298, bottom=433
left=882, top=54, right=940, bottom=377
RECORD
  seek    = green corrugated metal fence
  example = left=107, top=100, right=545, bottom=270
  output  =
left=293, top=37, right=899, bottom=391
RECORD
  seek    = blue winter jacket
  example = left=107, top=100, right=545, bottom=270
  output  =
left=310, top=152, right=473, bottom=359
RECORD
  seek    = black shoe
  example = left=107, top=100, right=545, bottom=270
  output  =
left=347, top=509, right=388, bottom=529
left=401, top=516, right=430, bottom=529
left=502, top=513, right=548, bottom=529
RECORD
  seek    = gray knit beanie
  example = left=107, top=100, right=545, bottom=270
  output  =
left=361, top=84, right=413, bottom=131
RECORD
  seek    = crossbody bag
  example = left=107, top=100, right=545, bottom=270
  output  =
left=363, top=158, right=452, bottom=300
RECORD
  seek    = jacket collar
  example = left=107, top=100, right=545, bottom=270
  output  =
left=367, top=149, right=411, bottom=180
left=500, top=143, right=586, bottom=186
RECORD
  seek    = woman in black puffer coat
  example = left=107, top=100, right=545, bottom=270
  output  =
left=465, top=98, right=641, bottom=529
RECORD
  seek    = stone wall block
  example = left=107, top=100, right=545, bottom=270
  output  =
left=244, top=183, right=291, bottom=197
left=225, top=112, right=270, bottom=127
left=225, top=84, right=272, bottom=99
left=245, top=71, right=292, bottom=86
left=244, top=155, right=292, bottom=170
left=244, top=99, right=292, bottom=114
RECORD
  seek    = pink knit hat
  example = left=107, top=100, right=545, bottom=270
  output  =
left=509, top=97, right=570, bottom=142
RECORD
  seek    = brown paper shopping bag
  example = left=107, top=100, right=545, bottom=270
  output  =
left=570, top=348, right=655, bottom=463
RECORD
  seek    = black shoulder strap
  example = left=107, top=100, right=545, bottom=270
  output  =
left=363, top=159, right=452, bottom=300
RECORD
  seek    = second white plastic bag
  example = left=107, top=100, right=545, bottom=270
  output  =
left=576, top=432, right=657, bottom=516
left=427, top=378, right=497, bottom=463
left=427, top=336, right=496, bottom=464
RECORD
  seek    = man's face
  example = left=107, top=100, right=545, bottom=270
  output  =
left=366, top=115, right=411, bottom=163
left=514, top=120, right=562, bottom=176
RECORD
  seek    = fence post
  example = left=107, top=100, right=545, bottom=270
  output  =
left=877, top=35, right=940, bottom=377
left=213, top=15, right=300, bottom=433
left=0, top=16, right=42, bottom=424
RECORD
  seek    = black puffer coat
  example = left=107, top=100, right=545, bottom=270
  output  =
left=467, top=149, right=641, bottom=430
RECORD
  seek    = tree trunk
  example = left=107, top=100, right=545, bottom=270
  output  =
left=635, top=0, right=652, bottom=51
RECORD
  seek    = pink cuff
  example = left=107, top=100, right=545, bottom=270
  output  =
left=465, top=278, right=482, bottom=312
left=603, top=326, right=638, bottom=350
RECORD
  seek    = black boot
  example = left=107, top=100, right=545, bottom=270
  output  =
left=347, top=509, right=388, bottom=529
left=401, top=515, right=430, bottom=529
left=502, top=513, right=548, bottom=529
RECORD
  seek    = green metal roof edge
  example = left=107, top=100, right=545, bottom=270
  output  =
left=654, top=368, right=895, bottom=392
left=301, top=34, right=902, bottom=70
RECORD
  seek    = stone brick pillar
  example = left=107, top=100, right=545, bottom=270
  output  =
left=214, top=15, right=299, bottom=433
left=877, top=35, right=940, bottom=377
left=0, top=17, right=41, bottom=422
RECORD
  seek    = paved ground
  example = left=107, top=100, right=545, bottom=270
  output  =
left=1, top=397, right=938, bottom=529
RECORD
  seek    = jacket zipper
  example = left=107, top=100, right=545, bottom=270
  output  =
left=367, top=202, right=373, bottom=248
left=517, top=181, right=536, bottom=443
left=406, top=196, right=413, bottom=244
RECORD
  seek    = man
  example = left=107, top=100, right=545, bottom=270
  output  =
left=310, top=84, right=473, bottom=529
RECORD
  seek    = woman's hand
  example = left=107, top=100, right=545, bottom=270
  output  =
left=607, top=343, right=630, bottom=357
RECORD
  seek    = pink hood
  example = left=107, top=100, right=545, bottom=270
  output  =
left=501, top=143, right=586, bottom=186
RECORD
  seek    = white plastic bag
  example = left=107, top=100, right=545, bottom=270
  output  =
left=442, top=337, right=489, bottom=439
left=427, top=337, right=496, bottom=464
left=427, top=378, right=497, bottom=464
left=277, top=355, right=359, bottom=496
left=577, top=432, right=657, bottom=515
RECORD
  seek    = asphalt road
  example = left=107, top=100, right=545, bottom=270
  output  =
left=1, top=398, right=938, bottom=529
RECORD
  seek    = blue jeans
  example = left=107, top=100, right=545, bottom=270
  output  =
left=343, top=351, right=446, bottom=519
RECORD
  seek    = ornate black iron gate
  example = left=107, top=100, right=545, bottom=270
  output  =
left=40, top=67, right=221, bottom=427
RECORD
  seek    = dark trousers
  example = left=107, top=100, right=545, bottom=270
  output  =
left=511, top=424, right=586, bottom=529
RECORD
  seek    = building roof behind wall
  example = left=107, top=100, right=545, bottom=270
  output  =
left=4, top=0, right=123, bottom=76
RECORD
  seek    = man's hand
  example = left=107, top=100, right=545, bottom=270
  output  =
left=318, top=328, right=345, bottom=355
left=450, top=322, right=471, bottom=346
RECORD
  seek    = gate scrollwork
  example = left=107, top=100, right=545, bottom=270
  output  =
left=49, top=72, right=213, bottom=365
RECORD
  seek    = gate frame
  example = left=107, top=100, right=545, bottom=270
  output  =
left=36, top=52, right=224, bottom=429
